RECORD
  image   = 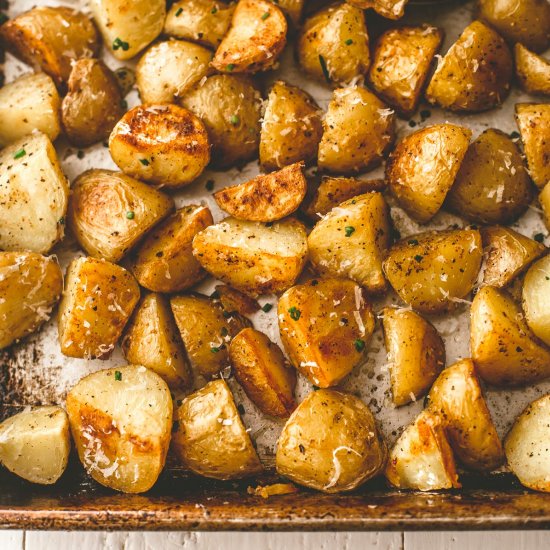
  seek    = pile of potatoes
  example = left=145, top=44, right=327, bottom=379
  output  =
left=0, top=0, right=549, bottom=496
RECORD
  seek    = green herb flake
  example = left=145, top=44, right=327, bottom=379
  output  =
left=237, top=404, right=246, bottom=415
left=262, top=303, right=273, bottom=313
left=534, top=233, right=545, bottom=243
left=345, top=226, right=355, bottom=237
left=230, top=114, right=240, bottom=125
left=211, top=6, right=218, bottom=14
left=126, top=211, right=135, bottom=220
left=288, top=306, right=301, bottom=321
left=220, top=327, right=229, bottom=337
left=354, top=339, right=365, bottom=352
left=226, top=63, right=235, bottom=71
left=211, top=345, right=222, bottom=353
left=139, top=158, right=150, bottom=166
left=58, top=217, right=65, bottom=225
left=112, top=37, right=130, bottom=51
left=318, top=55, right=330, bottom=83
left=114, top=370, right=122, bottom=381
left=509, top=131, right=520, bottom=139
left=414, top=254, right=423, bottom=262
left=205, top=179, right=215, bottom=191
left=175, top=7, right=183, bottom=16
left=408, top=239, right=419, bottom=246
left=13, top=148, right=26, bottom=159
left=261, top=11, right=271, bottom=20
left=344, top=38, right=353, bottom=45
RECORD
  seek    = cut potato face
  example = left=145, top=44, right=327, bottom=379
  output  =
left=278, top=278, right=375, bottom=388
left=192, top=217, right=308, bottom=297
left=522, top=255, right=550, bottom=348
left=0, top=406, right=70, bottom=485
left=276, top=389, right=387, bottom=493
left=383, top=229, right=483, bottom=314
left=173, top=379, right=262, bottom=479
left=346, top=0, right=409, bottom=20
left=386, top=123, right=471, bottom=223
left=66, top=366, right=172, bottom=493
left=514, top=44, right=550, bottom=96
left=0, top=132, right=69, bottom=254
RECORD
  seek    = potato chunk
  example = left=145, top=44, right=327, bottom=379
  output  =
left=66, top=366, right=172, bottom=493
left=515, top=44, right=550, bottom=96
left=540, top=183, right=550, bottom=231
left=522, top=255, right=550, bottom=347
left=346, top=0, right=408, bottom=20
left=0, top=407, right=70, bottom=485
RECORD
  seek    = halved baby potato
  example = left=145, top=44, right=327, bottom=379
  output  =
left=346, top=0, right=409, bottom=20
left=514, top=44, right=550, bottom=96
left=522, top=255, right=550, bottom=347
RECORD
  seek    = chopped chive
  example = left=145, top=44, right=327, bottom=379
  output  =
left=175, top=7, right=183, bottom=16
left=262, top=303, right=273, bottom=313
left=211, top=6, right=218, bottom=14
left=408, top=239, right=419, bottom=246
left=237, top=403, right=246, bottom=415
left=139, top=158, right=150, bottom=166
left=226, top=63, right=235, bottom=72
left=112, top=37, right=130, bottom=51
left=205, top=179, right=215, bottom=191
left=509, top=131, right=520, bottom=139
left=58, top=217, right=65, bottom=225
left=534, top=233, right=545, bottom=243
left=13, top=148, right=26, bottom=159
left=77, top=150, right=85, bottom=159
left=344, top=38, right=353, bottom=45
left=230, top=114, right=240, bottom=125
left=288, top=306, right=301, bottom=321
left=211, top=346, right=222, bottom=353
left=126, top=211, right=135, bottom=220
left=354, top=339, right=365, bottom=352
left=414, top=254, right=423, bottom=262
left=345, top=226, right=355, bottom=237
left=261, top=11, right=270, bottom=20
left=318, top=54, right=330, bottom=83
left=114, top=370, right=122, bottom=381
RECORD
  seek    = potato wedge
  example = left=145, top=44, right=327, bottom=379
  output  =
left=109, top=104, right=210, bottom=189
left=307, top=192, right=391, bottom=293
left=229, top=328, right=296, bottom=417
left=470, top=286, right=550, bottom=386
left=212, top=0, right=287, bottom=73
left=131, top=205, right=213, bottom=294
left=278, top=278, right=375, bottom=388
left=0, top=132, right=69, bottom=254
left=383, top=229, right=483, bottom=314
left=276, top=389, right=387, bottom=493
left=173, top=379, right=262, bottom=479
left=346, top=0, right=408, bottom=20
left=515, top=44, right=550, bottom=96
left=522, top=255, right=550, bottom=347
left=192, top=217, right=308, bottom=297
left=386, top=124, right=471, bottom=223
left=0, top=252, right=63, bottom=350
left=385, top=410, right=460, bottom=490
left=68, top=170, right=174, bottom=263
left=66, top=366, right=172, bottom=493
left=427, top=358, right=504, bottom=471
left=318, top=87, right=395, bottom=175
left=0, top=406, right=70, bottom=485
left=425, top=21, right=513, bottom=112
left=213, top=285, right=260, bottom=316
left=58, top=257, right=140, bottom=360
left=382, top=308, right=445, bottom=407
left=0, top=72, right=60, bottom=147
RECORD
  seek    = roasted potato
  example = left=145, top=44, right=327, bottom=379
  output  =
left=121, top=293, right=192, bottom=390
left=470, top=286, right=550, bottom=386
left=0, top=406, right=70, bottom=485
left=346, top=0, right=409, bottom=20
left=278, top=278, right=375, bottom=387
left=515, top=44, right=550, bottom=96
left=368, top=25, right=443, bottom=116
left=272, top=0, right=305, bottom=24
left=68, top=170, right=174, bottom=263
left=427, top=358, right=504, bottom=471
left=192, top=217, right=308, bottom=297
left=318, top=87, right=395, bottom=175
left=0, top=132, right=69, bottom=254
left=541, top=183, right=550, bottom=231
left=214, top=162, right=307, bottom=222
left=0, top=6, right=100, bottom=87
left=383, top=229, right=483, bottom=314
left=170, top=293, right=250, bottom=379
left=173, top=379, right=262, bottom=479
left=259, top=81, right=323, bottom=171
left=505, top=394, right=550, bottom=492
left=385, top=410, right=460, bottom=490
left=0, top=252, right=62, bottom=350
left=276, top=389, right=386, bottom=493
left=522, top=255, right=550, bottom=347
left=425, top=21, right=513, bottom=112
left=131, top=205, right=213, bottom=294
left=181, top=75, right=261, bottom=168
left=307, top=192, right=391, bottom=293
left=109, top=104, right=210, bottom=189
left=212, top=0, right=287, bottom=73
left=382, top=308, right=445, bottom=407
left=66, top=366, right=172, bottom=493
left=297, top=3, right=370, bottom=85
left=229, top=328, right=296, bottom=417
left=213, top=285, right=260, bottom=316
left=61, top=59, right=124, bottom=147
left=58, top=257, right=140, bottom=360
left=386, top=124, right=471, bottom=223
left=0, top=72, right=60, bottom=147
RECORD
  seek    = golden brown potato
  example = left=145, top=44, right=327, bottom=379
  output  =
left=386, top=123, right=472, bottom=223
left=522, top=255, right=550, bottom=347
left=181, top=75, right=261, bottom=168
left=66, top=366, right=172, bottom=493
left=515, top=44, right=550, bottom=96
left=382, top=308, right=445, bottom=407
left=214, top=162, right=307, bottom=222
left=427, top=358, right=504, bottom=471
left=213, top=285, right=260, bottom=316
left=278, top=278, right=375, bottom=388
left=470, top=286, right=550, bottom=386
left=130, top=205, right=213, bottom=294
left=259, top=80, right=323, bottom=171
left=383, top=229, right=483, bottom=314
left=541, top=183, right=550, bottom=231
left=425, top=21, right=513, bottom=112
left=346, top=0, right=409, bottom=20
left=68, top=170, right=174, bottom=263
left=121, top=293, right=192, bottom=390
left=58, top=257, right=140, bottom=360
left=0, top=252, right=62, bottom=350
left=109, top=104, right=210, bottom=189
left=212, top=0, right=287, bottom=73
left=173, top=379, right=263, bottom=479
left=318, top=87, right=395, bottom=175
left=307, top=192, right=391, bottom=293
left=297, top=3, right=370, bottom=85
left=0, top=6, right=100, bottom=87
left=276, top=389, right=387, bottom=493
left=61, top=59, right=123, bottom=147
left=229, top=328, right=296, bottom=417
left=385, top=410, right=460, bottom=490
left=368, top=25, right=443, bottom=116
left=192, top=217, right=308, bottom=297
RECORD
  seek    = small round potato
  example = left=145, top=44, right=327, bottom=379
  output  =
left=514, top=44, right=550, bottom=96
left=522, top=255, right=550, bottom=347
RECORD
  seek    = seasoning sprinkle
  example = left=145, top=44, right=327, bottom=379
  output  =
left=318, top=54, right=330, bottom=83
left=354, top=339, right=365, bottom=352
left=126, top=211, right=135, bottom=220
left=414, top=254, right=423, bottom=262
left=227, top=63, right=235, bottom=71
left=345, top=226, right=355, bottom=237
left=113, top=37, right=130, bottom=51
left=139, top=158, right=150, bottom=166
left=114, top=370, right=122, bottom=381
left=261, top=11, right=270, bottom=20
left=345, top=38, right=353, bottom=45
left=230, top=114, right=240, bottom=125
left=175, top=7, right=183, bottom=16
left=13, top=148, right=26, bottom=159
left=262, top=303, right=273, bottom=313
left=288, top=306, right=301, bottom=321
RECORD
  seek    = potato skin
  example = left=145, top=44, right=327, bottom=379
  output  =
left=346, top=0, right=408, bottom=20
left=515, top=44, right=550, bottom=96
left=276, top=389, right=387, bottom=493
left=522, top=255, right=550, bottom=347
